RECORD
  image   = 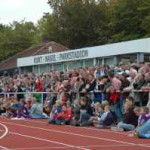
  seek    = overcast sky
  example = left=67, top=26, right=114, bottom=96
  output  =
left=0, top=0, right=51, bottom=25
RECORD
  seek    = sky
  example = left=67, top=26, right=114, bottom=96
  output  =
left=0, top=0, right=51, bottom=25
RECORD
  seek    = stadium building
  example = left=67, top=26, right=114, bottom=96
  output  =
left=0, top=38, right=150, bottom=74
left=0, top=41, right=68, bottom=75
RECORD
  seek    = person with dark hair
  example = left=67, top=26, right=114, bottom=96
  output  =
left=78, top=97, right=93, bottom=126
left=86, top=74, right=96, bottom=93
left=111, top=96, right=138, bottom=131
left=16, top=85, right=24, bottom=101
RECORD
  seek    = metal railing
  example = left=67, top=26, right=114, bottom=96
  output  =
left=1, top=90, right=150, bottom=103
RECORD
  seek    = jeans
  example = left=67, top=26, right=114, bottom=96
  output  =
left=79, top=112, right=91, bottom=126
left=113, top=101, right=122, bottom=122
left=117, top=122, right=135, bottom=131
left=30, top=113, right=45, bottom=119
left=120, top=95, right=125, bottom=114
left=136, top=119, right=150, bottom=138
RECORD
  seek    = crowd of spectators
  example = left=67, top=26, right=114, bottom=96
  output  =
left=0, top=62, right=150, bottom=138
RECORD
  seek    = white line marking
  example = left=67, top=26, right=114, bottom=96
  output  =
left=20, top=119, right=128, bottom=136
left=0, top=123, right=10, bottom=150
left=0, top=118, right=89, bottom=150
left=11, top=146, right=67, bottom=150
left=0, top=146, right=10, bottom=150
left=1, top=120, right=150, bottom=149
left=4, top=130, right=89, bottom=150
left=0, top=123, right=8, bottom=140
left=81, top=144, right=136, bottom=148
left=81, top=126, right=128, bottom=135
left=9, top=144, right=137, bottom=150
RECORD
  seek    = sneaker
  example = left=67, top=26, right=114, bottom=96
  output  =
left=11, top=117, right=25, bottom=120
left=111, top=126, right=124, bottom=132
left=128, top=133, right=138, bottom=138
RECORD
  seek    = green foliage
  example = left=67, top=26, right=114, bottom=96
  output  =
left=110, top=0, right=150, bottom=42
left=0, top=21, right=38, bottom=62
left=45, top=0, right=112, bottom=48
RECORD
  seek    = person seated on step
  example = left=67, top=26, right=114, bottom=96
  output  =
left=78, top=97, right=93, bottom=126
left=48, top=100, right=63, bottom=124
left=94, top=105, right=114, bottom=129
left=111, top=96, right=138, bottom=131
left=89, top=102, right=104, bottom=126
left=129, top=106, right=150, bottom=138
left=54, top=101, right=72, bottom=125
left=29, top=97, right=46, bottom=119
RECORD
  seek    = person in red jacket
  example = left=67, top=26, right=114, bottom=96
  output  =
left=36, top=76, right=43, bottom=92
left=55, top=101, right=72, bottom=125
left=108, top=71, right=122, bottom=122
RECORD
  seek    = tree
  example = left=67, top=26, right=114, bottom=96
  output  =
left=42, top=0, right=111, bottom=48
left=138, top=0, right=150, bottom=36
left=110, top=0, right=148, bottom=42
left=0, top=21, right=38, bottom=62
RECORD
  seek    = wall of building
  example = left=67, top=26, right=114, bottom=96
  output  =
left=20, top=53, right=140, bottom=73
left=18, top=38, right=150, bottom=73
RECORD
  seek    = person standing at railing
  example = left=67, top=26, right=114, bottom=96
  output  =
left=80, top=74, right=96, bottom=105
left=35, top=75, right=43, bottom=92
left=94, top=66, right=106, bottom=79
left=123, top=69, right=137, bottom=91
left=79, top=78, right=86, bottom=97
left=141, top=72, right=150, bottom=109
left=108, top=70, right=122, bottom=122
left=16, top=85, right=24, bottom=101
left=94, top=76, right=106, bottom=104
left=119, top=73, right=130, bottom=113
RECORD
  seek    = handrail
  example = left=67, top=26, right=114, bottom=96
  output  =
left=1, top=90, right=150, bottom=94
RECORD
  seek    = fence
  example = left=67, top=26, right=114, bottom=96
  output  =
left=1, top=90, right=150, bottom=106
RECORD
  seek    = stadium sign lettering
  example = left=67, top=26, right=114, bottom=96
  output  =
left=59, top=50, right=88, bottom=60
left=45, top=54, right=56, bottom=62
left=34, top=56, right=43, bottom=64
left=34, top=49, right=88, bottom=64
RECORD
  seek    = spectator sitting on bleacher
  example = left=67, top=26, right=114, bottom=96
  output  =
left=30, top=97, right=46, bottom=119
left=129, top=106, right=150, bottom=138
left=98, top=105, right=114, bottom=128
left=78, top=97, right=93, bottom=126
left=70, top=99, right=81, bottom=126
left=49, top=100, right=63, bottom=124
left=89, top=102, right=104, bottom=127
left=111, top=96, right=138, bottom=131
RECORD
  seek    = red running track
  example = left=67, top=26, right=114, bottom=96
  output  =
left=0, top=117, right=150, bottom=150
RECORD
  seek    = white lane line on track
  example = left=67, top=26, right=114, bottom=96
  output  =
left=9, top=131, right=89, bottom=150
left=17, top=119, right=128, bottom=136
left=0, top=123, right=11, bottom=150
left=0, top=146, right=10, bottom=150
left=82, top=126, right=128, bottom=135
left=0, top=120, right=150, bottom=149
left=1, top=117, right=127, bottom=135
left=0, top=122, right=8, bottom=140
left=9, top=144, right=138, bottom=150
left=81, top=144, right=137, bottom=148
left=11, top=146, right=68, bottom=150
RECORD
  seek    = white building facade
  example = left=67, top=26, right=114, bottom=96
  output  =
left=17, top=38, right=150, bottom=74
